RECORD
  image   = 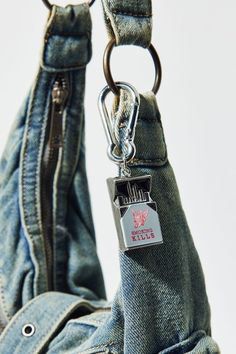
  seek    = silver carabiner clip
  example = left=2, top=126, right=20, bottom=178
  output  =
left=98, top=81, right=140, bottom=164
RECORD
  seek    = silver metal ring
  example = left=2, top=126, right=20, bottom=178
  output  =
left=103, top=39, right=162, bottom=96
left=107, top=141, right=136, bottom=164
left=22, top=324, right=36, bottom=337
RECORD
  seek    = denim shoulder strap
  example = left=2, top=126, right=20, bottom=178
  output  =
left=101, top=0, right=152, bottom=47
left=0, top=3, right=105, bottom=331
left=0, top=292, right=106, bottom=354
left=41, top=4, right=92, bottom=71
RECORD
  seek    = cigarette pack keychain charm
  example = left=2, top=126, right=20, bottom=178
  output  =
left=98, top=82, right=163, bottom=251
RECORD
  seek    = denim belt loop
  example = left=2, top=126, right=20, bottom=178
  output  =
left=101, top=0, right=152, bottom=48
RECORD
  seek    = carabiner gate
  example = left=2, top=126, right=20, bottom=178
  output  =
left=98, top=82, right=140, bottom=165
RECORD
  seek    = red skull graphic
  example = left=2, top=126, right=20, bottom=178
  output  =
left=131, top=209, right=149, bottom=229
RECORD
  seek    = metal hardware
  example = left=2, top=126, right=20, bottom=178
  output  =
left=107, top=175, right=163, bottom=251
left=41, top=74, right=69, bottom=291
left=42, top=0, right=96, bottom=11
left=99, top=79, right=164, bottom=252
left=22, top=324, right=36, bottom=337
left=98, top=81, right=140, bottom=165
left=103, top=38, right=162, bottom=96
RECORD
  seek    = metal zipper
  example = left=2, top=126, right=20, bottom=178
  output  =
left=41, top=73, right=69, bottom=291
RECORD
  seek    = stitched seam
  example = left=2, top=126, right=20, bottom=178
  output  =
left=36, top=87, right=51, bottom=282
left=112, top=13, right=122, bottom=43
left=41, top=64, right=88, bottom=71
left=31, top=303, right=84, bottom=353
left=1, top=298, right=55, bottom=350
left=94, top=307, right=111, bottom=312
left=21, top=70, right=49, bottom=294
left=67, top=307, right=111, bottom=326
left=107, top=0, right=152, bottom=18
left=112, top=10, right=152, bottom=18
left=32, top=301, right=104, bottom=353
left=130, top=156, right=167, bottom=164
left=106, top=1, right=151, bottom=46
left=0, top=295, right=96, bottom=352
left=45, top=32, right=91, bottom=39
left=0, top=293, right=49, bottom=342
left=0, top=272, right=10, bottom=322
left=22, top=77, right=39, bottom=232
left=0, top=94, right=33, bottom=326
left=43, top=33, right=91, bottom=70
left=138, top=117, right=161, bottom=122
left=75, top=319, right=103, bottom=326
left=131, top=116, right=168, bottom=164
left=35, top=75, right=54, bottom=260
left=42, top=56, right=89, bottom=71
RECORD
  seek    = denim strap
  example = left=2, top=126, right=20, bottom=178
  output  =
left=112, top=91, right=168, bottom=167
left=0, top=3, right=105, bottom=330
left=0, top=292, right=105, bottom=354
left=41, top=4, right=92, bottom=72
left=101, top=0, right=152, bottom=47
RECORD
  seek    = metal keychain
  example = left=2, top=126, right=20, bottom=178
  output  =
left=98, top=82, right=163, bottom=251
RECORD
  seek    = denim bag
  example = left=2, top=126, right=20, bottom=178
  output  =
left=0, top=1, right=220, bottom=353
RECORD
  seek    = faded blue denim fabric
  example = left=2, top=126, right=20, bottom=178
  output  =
left=0, top=2, right=220, bottom=354
left=48, top=93, right=221, bottom=354
left=0, top=292, right=108, bottom=354
left=101, top=0, right=152, bottom=48
left=0, top=3, right=105, bottom=334
left=0, top=88, right=220, bottom=353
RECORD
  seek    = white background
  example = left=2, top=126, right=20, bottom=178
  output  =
left=0, top=1, right=235, bottom=352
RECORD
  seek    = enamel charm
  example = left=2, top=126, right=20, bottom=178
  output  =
left=107, top=175, right=163, bottom=251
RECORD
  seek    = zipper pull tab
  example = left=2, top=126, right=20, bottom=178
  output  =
left=50, top=76, right=69, bottom=149
left=52, top=78, right=69, bottom=107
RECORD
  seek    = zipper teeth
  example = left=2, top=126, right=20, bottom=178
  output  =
left=41, top=74, right=69, bottom=291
